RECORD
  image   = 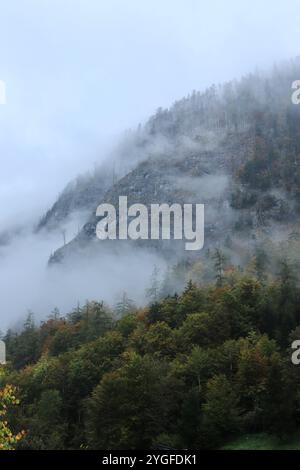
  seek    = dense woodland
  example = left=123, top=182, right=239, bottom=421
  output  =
left=3, top=60, right=300, bottom=450
left=1, top=252, right=300, bottom=449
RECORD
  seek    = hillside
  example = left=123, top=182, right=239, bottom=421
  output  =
left=2, top=264, right=300, bottom=450
left=3, top=59, right=300, bottom=451
left=39, top=59, right=300, bottom=267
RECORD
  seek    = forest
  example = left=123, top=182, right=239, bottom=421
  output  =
left=3, top=61, right=300, bottom=451
left=2, top=0, right=300, bottom=457
left=1, top=251, right=300, bottom=450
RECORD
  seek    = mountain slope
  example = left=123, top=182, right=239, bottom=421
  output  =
left=44, top=59, right=300, bottom=265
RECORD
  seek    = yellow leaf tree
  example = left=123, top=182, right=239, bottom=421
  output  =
left=0, top=385, right=25, bottom=450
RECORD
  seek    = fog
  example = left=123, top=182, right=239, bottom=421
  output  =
left=0, top=0, right=300, bottom=328
left=0, top=228, right=166, bottom=331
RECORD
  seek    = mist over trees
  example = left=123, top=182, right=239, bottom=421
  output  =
left=2, top=254, right=300, bottom=449
left=3, top=58, right=300, bottom=450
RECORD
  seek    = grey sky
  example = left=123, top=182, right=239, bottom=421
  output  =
left=0, top=0, right=299, bottom=225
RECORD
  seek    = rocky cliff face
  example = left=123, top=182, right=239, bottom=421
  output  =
left=43, top=59, right=300, bottom=266
left=46, top=129, right=278, bottom=264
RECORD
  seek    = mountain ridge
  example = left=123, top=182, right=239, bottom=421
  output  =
left=39, top=58, right=300, bottom=265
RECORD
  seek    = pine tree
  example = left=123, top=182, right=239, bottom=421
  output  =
left=146, top=266, right=161, bottom=303
left=114, top=292, right=136, bottom=318
left=212, top=249, right=226, bottom=287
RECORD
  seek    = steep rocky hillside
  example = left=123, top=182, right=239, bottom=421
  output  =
left=43, top=59, right=300, bottom=265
